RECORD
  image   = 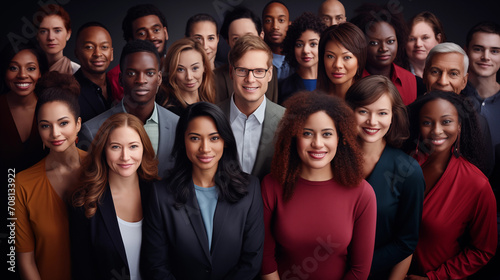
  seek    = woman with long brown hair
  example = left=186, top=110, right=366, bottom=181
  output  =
left=157, top=38, right=216, bottom=115
left=261, top=91, right=377, bottom=280
left=70, top=113, right=160, bottom=280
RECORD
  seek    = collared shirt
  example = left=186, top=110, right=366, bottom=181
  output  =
left=121, top=100, right=160, bottom=155
left=362, top=63, right=417, bottom=105
left=229, top=95, right=266, bottom=173
left=273, top=53, right=294, bottom=82
left=74, top=69, right=113, bottom=123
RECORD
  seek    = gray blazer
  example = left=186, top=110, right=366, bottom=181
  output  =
left=78, top=103, right=179, bottom=179
left=219, top=98, right=285, bottom=180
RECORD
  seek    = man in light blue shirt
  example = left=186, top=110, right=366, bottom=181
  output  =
left=218, top=34, right=285, bottom=180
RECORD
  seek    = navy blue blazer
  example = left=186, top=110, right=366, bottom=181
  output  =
left=69, top=182, right=152, bottom=280
left=141, top=175, right=264, bottom=280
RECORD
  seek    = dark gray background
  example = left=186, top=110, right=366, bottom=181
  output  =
left=2, top=0, right=499, bottom=69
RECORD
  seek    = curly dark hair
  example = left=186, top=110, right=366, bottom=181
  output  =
left=350, top=3, right=409, bottom=68
left=35, top=71, right=81, bottom=121
left=404, top=91, right=485, bottom=172
left=282, top=12, right=327, bottom=69
left=272, top=91, right=364, bottom=201
left=220, top=6, right=262, bottom=41
left=122, top=4, right=167, bottom=42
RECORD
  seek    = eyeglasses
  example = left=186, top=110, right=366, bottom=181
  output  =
left=233, top=66, right=270, bottom=79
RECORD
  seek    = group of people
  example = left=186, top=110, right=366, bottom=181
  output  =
left=2, top=0, right=499, bottom=279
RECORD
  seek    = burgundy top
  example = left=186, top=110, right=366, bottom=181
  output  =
left=412, top=156, right=497, bottom=280
left=362, top=63, right=417, bottom=105
left=106, top=64, right=124, bottom=102
left=261, top=175, right=377, bottom=280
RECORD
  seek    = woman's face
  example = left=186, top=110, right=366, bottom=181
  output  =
left=406, top=21, right=441, bottom=64
left=366, top=22, right=397, bottom=70
left=175, top=49, right=205, bottom=98
left=37, top=15, right=71, bottom=56
left=190, top=21, right=219, bottom=65
left=297, top=111, right=338, bottom=174
left=185, top=116, right=224, bottom=175
left=419, top=98, right=460, bottom=156
left=106, top=126, right=144, bottom=178
left=324, top=40, right=359, bottom=87
left=354, top=93, right=393, bottom=144
left=294, top=30, right=320, bottom=70
left=38, top=101, right=81, bottom=153
left=5, top=49, right=41, bottom=97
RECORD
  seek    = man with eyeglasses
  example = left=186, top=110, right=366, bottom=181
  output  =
left=219, top=34, right=285, bottom=180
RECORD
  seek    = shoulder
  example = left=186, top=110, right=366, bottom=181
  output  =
left=71, top=61, right=81, bottom=74
left=17, top=159, right=46, bottom=185
left=384, top=146, right=423, bottom=177
left=157, top=103, right=180, bottom=124
left=265, top=99, right=286, bottom=117
left=84, top=104, right=122, bottom=129
left=456, top=157, right=490, bottom=186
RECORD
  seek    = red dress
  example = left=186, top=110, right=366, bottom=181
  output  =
left=412, top=156, right=497, bottom=279
left=261, top=175, right=377, bottom=280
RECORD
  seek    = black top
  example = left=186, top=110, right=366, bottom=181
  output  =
left=74, top=69, right=113, bottom=123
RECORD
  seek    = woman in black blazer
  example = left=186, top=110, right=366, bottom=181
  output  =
left=141, top=102, right=264, bottom=279
left=69, top=113, right=160, bottom=280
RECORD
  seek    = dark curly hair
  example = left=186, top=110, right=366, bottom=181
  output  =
left=404, top=91, right=485, bottom=172
left=272, top=91, right=364, bottom=201
left=345, top=75, right=409, bottom=148
left=220, top=6, right=262, bottom=41
left=350, top=3, right=409, bottom=68
left=282, top=12, right=327, bottom=69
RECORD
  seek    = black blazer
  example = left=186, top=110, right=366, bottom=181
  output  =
left=141, top=175, right=264, bottom=280
left=69, top=182, right=152, bottom=280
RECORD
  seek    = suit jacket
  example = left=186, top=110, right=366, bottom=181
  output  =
left=141, top=175, right=264, bottom=280
left=69, top=182, right=152, bottom=280
left=218, top=98, right=285, bottom=180
left=78, top=102, right=179, bottom=178
left=214, top=63, right=279, bottom=104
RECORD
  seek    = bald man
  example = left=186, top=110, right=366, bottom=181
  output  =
left=318, top=0, right=346, bottom=26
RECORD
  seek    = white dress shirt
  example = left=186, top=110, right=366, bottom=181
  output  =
left=229, top=95, right=266, bottom=173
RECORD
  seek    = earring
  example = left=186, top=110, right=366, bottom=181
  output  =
left=76, top=136, right=79, bottom=145
left=453, top=133, right=461, bottom=158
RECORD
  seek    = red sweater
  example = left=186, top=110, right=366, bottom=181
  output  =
left=261, top=175, right=377, bottom=280
left=412, top=156, right=497, bottom=280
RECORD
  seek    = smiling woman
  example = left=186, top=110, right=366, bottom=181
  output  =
left=141, top=102, right=264, bottom=279
left=14, top=72, right=85, bottom=280
left=158, top=37, right=215, bottom=115
left=70, top=112, right=159, bottom=280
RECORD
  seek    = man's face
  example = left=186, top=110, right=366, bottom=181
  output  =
left=424, top=52, right=468, bottom=94
left=230, top=50, right=272, bottom=109
left=120, top=51, right=162, bottom=106
left=227, top=18, right=262, bottom=49
left=466, top=32, right=500, bottom=79
left=131, top=15, right=168, bottom=54
left=262, top=2, right=290, bottom=47
left=75, top=26, right=113, bottom=75
left=319, top=0, right=346, bottom=27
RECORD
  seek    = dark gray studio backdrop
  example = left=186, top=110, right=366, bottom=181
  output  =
left=2, top=0, right=499, bottom=69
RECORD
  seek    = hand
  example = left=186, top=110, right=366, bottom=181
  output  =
left=405, top=275, right=428, bottom=280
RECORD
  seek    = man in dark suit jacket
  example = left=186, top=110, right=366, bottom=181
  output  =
left=219, top=34, right=285, bottom=181
left=74, top=22, right=115, bottom=123
left=215, top=6, right=278, bottom=103
left=78, top=40, right=179, bottom=178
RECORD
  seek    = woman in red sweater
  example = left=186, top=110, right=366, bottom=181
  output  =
left=261, top=91, right=377, bottom=280
left=405, top=91, right=497, bottom=280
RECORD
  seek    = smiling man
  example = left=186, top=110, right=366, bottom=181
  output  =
left=218, top=35, right=285, bottom=180
left=74, top=22, right=114, bottom=123
left=262, top=1, right=293, bottom=82
left=79, top=40, right=179, bottom=178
